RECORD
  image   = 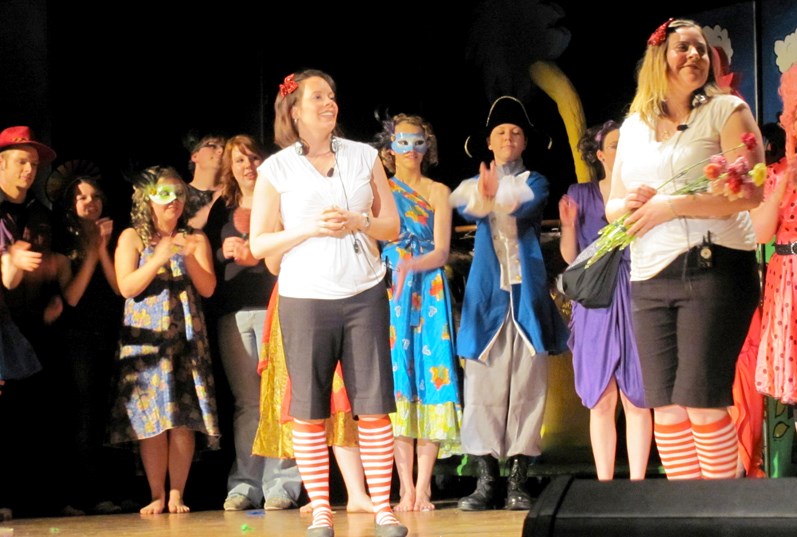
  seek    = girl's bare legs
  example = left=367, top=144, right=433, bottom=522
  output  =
left=393, top=436, right=416, bottom=511
left=333, top=445, right=373, bottom=513
left=414, top=439, right=438, bottom=511
left=167, top=428, right=195, bottom=513
left=589, top=380, right=620, bottom=480
left=139, top=433, right=168, bottom=514
left=620, top=392, right=652, bottom=480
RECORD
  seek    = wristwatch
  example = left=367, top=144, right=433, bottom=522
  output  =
left=361, top=212, right=371, bottom=231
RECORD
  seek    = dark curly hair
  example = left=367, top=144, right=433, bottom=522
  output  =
left=372, top=113, right=439, bottom=175
left=577, top=120, right=620, bottom=182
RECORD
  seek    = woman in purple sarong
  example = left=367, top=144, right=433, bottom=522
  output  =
left=558, top=120, right=652, bottom=480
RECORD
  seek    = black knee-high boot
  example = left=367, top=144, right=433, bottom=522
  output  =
left=505, top=455, right=532, bottom=510
left=457, top=455, right=498, bottom=511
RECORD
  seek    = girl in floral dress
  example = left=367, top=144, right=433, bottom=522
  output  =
left=110, top=166, right=219, bottom=515
left=374, top=114, right=462, bottom=512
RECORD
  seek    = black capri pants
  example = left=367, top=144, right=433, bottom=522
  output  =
left=279, top=281, right=396, bottom=420
left=630, top=245, right=759, bottom=408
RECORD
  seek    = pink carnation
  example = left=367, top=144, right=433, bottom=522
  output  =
left=728, top=156, right=750, bottom=176
left=710, top=155, right=728, bottom=168
left=742, top=132, right=757, bottom=150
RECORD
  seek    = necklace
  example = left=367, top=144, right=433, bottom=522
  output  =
left=658, top=116, right=689, bottom=142
left=658, top=106, right=692, bottom=142
left=153, top=229, right=177, bottom=242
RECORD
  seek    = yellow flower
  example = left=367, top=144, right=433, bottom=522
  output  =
left=751, top=162, right=767, bottom=187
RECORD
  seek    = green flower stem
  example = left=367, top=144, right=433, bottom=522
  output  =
left=655, top=141, right=745, bottom=193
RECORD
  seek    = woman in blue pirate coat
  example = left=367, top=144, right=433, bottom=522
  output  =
left=449, top=95, right=569, bottom=511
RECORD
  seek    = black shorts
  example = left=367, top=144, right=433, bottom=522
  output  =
left=279, top=281, right=395, bottom=420
left=631, top=245, right=759, bottom=408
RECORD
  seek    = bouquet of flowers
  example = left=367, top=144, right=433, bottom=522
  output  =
left=586, top=133, right=765, bottom=267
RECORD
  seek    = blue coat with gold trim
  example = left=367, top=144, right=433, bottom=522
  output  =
left=454, top=169, right=569, bottom=360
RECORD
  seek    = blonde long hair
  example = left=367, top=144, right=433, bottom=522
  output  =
left=629, top=19, right=726, bottom=129
left=130, top=166, right=189, bottom=244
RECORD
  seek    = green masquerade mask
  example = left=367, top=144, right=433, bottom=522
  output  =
left=148, top=184, right=184, bottom=205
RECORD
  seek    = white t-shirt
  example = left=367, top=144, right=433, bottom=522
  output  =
left=259, top=138, right=386, bottom=299
left=616, top=94, right=756, bottom=281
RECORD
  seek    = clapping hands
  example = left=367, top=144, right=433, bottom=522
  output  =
left=8, top=240, right=42, bottom=272
left=478, top=161, right=499, bottom=200
left=222, top=236, right=258, bottom=266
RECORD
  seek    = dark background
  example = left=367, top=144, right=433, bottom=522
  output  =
left=0, top=0, right=761, bottom=513
left=3, top=0, right=787, bottom=518
left=1, top=0, right=750, bottom=223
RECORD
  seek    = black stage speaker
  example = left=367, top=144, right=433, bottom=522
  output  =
left=524, top=475, right=797, bottom=537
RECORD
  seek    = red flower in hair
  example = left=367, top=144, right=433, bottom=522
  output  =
left=647, top=17, right=674, bottom=46
left=279, top=74, right=299, bottom=97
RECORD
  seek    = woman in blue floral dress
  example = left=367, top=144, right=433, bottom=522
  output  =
left=374, top=114, right=461, bottom=512
left=110, top=166, right=219, bottom=515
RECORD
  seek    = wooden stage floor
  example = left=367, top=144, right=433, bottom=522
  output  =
left=1, top=502, right=529, bottom=537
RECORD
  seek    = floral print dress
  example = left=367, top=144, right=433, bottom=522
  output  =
left=381, top=178, right=461, bottom=456
left=109, top=245, right=219, bottom=445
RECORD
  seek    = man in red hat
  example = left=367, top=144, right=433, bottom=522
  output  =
left=0, top=125, right=56, bottom=520
left=0, top=125, right=55, bottom=290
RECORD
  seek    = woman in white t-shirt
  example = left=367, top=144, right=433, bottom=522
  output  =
left=249, top=69, right=405, bottom=537
left=606, top=19, right=764, bottom=480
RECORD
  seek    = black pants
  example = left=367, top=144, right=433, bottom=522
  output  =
left=631, top=245, right=759, bottom=408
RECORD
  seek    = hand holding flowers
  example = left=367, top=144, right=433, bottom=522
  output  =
left=587, top=133, right=764, bottom=267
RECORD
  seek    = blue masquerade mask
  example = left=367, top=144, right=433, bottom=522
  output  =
left=391, top=133, right=428, bottom=155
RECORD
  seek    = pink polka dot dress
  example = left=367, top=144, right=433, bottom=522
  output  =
left=755, top=158, right=797, bottom=403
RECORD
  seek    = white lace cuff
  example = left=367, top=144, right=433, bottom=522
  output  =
left=449, top=179, right=494, bottom=218
left=494, top=171, right=533, bottom=214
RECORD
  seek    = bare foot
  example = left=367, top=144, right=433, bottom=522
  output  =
left=346, top=494, right=373, bottom=513
left=394, top=492, right=416, bottom=512
left=300, top=502, right=313, bottom=515
left=140, top=499, right=165, bottom=515
left=415, top=492, right=435, bottom=512
left=168, top=491, right=190, bottom=514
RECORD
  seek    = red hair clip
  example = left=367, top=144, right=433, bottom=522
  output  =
left=279, top=74, right=299, bottom=97
left=647, top=17, right=674, bottom=46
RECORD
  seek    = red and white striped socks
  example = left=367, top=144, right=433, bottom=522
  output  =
left=655, top=415, right=740, bottom=480
left=693, top=414, right=739, bottom=479
left=358, top=417, right=400, bottom=527
left=654, top=420, right=702, bottom=479
left=292, top=421, right=333, bottom=530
